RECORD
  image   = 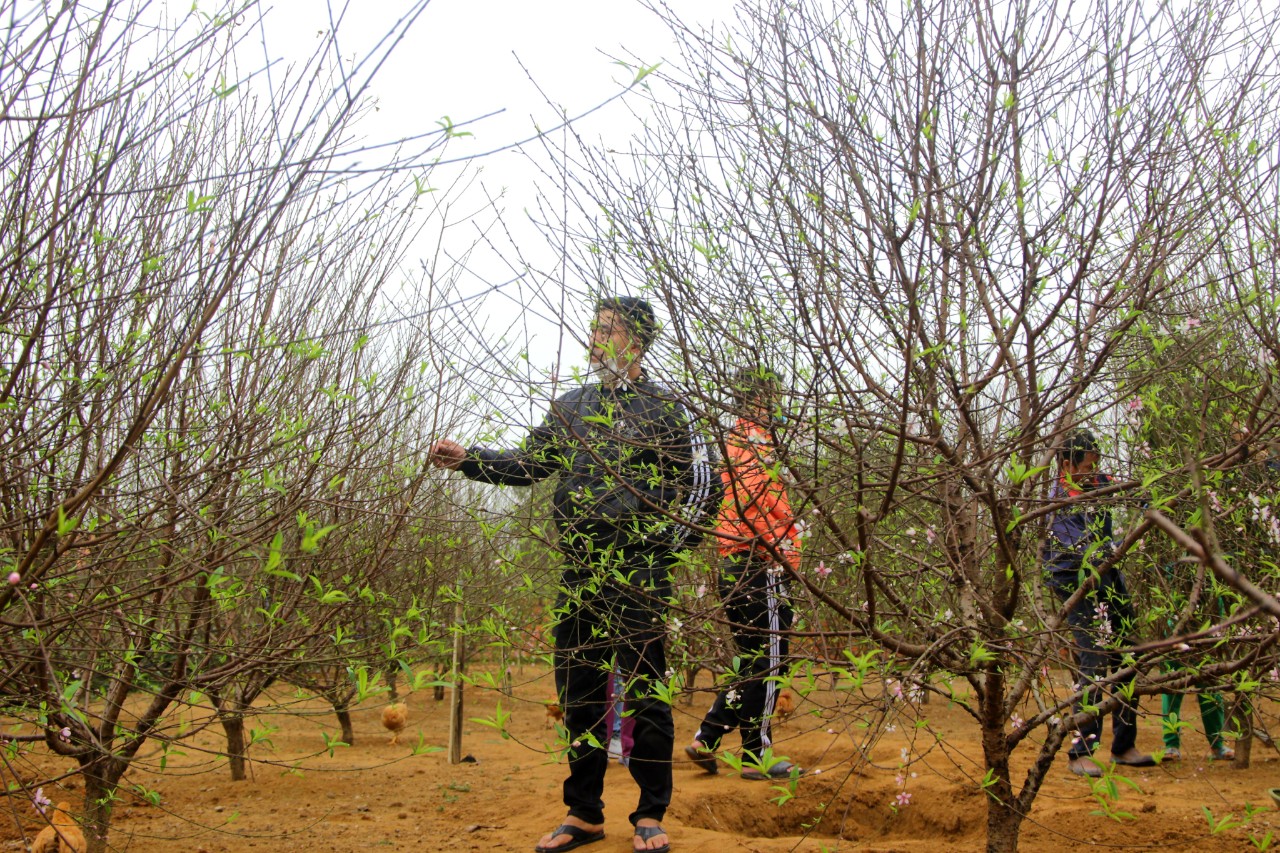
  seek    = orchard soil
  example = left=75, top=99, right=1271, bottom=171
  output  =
left=5, top=667, right=1280, bottom=852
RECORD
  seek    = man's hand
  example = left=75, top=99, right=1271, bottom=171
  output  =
left=429, top=439, right=466, bottom=470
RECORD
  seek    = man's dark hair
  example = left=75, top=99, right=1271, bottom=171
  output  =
left=596, top=296, right=658, bottom=350
left=1057, top=428, right=1100, bottom=464
left=730, top=365, right=781, bottom=411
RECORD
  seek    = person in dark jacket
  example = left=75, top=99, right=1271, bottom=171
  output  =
left=430, top=296, right=716, bottom=853
left=1044, top=428, right=1155, bottom=777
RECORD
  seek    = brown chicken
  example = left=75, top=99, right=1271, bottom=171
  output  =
left=31, top=801, right=86, bottom=853
left=381, top=701, right=409, bottom=745
left=545, top=701, right=565, bottom=728
left=773, top=689, right=797, bottom=724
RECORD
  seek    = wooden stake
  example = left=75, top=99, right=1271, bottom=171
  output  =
left=448, top=598, right=465, bottom=764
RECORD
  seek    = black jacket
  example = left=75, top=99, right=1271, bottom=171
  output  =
left=1043, top=471, right=1115, bottom=579
left=459, top=378, right=717, bottom=553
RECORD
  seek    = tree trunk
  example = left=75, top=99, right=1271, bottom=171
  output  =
left=981, top=725, right=1025, bottom=853
left=681, top=663, right=699, bottom=705
left=1233, top=699, right=1253, bottom=769
left=979, top=673, right=1025, bottom=853
left=985, top=791, right=1024, bottom=853
left=500, top=647, right=513, bottom=697
left=385, top=664, right=399, bottom=701
left=336, top=706, right=355, bottom=746
left=80, top=757, right=125, bottom=853
left=220, top=714, right=249, bottom=781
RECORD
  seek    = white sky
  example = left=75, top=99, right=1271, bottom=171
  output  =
left=247, top=0, right=738, bottom=380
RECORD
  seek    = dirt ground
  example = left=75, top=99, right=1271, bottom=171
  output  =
left=5, top=667, right=1280, bottom=852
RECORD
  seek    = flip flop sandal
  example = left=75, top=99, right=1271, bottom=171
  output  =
left=684, top=744, right=718, bottom=774
left=1068, top=757, right=1103, bottom=777
left=742, top=760, right=804, bottom=781
left=534, top=824, right=605, bottom=853
left=633, top=823, right=671, bottom=853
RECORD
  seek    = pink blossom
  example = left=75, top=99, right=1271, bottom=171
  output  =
left=1010, top=713, right=1024, bottom=730
left=1185, top=317, right=1201, bottom=330
left=32, top=788, right=50, bottom=815
left=815, top=561, right=832, bottom=578
left=894, top=791, right=912, bottom=807
left=58, top=727, right=71, bottom=743
left=6, top=572, right=19, bottom=585
left=1094, top=602, right=1114, bottom=642
left=925, top=527, right=936, bottom=544
left=1127, top=397, right=1143, bottom=411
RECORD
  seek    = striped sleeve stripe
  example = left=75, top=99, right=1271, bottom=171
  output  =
left=675, top=413, right=716, bottom=545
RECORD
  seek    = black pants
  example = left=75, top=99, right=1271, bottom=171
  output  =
left=552, top=542, right=677, bottom=826
left=695, top=552, right=792, bottom=759
left=1048, top=567, right=1139, bottom=759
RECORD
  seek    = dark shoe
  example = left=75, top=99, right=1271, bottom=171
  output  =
left=742, top=760, right=805, bottom=780
left=1211, top=744, right=1235, bottom=761
left=633, top=823, right=670, bottom=853
left=534, top=824, right=606, bottom=853
left=1111, top=749, right=1157, bottom=767
left=684, top=744, right=717, bottom=775
left=1068, top=756, right=1103, bottom=777
left=1161, top=747, right=1182, bottom=761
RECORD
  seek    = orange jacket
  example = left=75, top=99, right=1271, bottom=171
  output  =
left=715, top=418, right=801, bottom=570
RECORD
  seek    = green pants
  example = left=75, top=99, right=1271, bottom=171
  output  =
left=1161, top=691, right=1226, bottom=750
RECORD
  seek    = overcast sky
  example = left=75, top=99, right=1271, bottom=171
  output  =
left=244, top=0, right=738, bottom=381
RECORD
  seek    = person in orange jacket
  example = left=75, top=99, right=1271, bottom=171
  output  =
left=686, top=366, right=803, bottom=780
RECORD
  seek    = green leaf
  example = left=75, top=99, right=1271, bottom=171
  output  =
left=186, top=190, right=216, bottom=214
left=436, top=115, right=473, bottom=138
left=263, top=532, right=300, bottom=581
left=56, top=506, right=79, bottom=536
left=300, top=524, right=338, bottom=554
left=632, top=62, right=662, bottom=84
left=468, top=702, right=512, bottom=739
left=321, top=731, right=349, bottom=757
left=968, top=640, right=996, bottom=667
left=212, top=75, right=238, bottom=98
left=1004, top=460, right=1047, bottom=485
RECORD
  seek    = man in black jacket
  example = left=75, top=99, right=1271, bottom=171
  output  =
left=430, top=296, right=715, bottom=853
